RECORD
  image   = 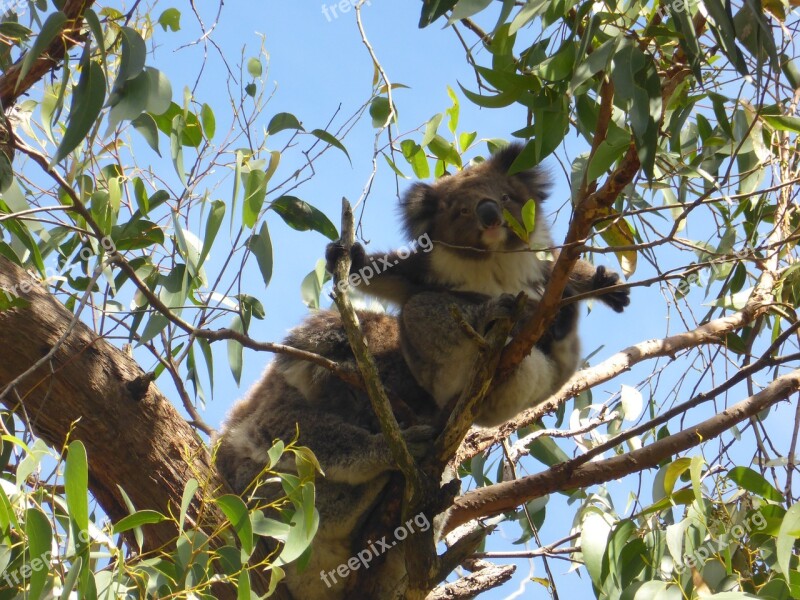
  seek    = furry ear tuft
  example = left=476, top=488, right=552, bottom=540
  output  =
left=400, top=182, right=439, bottom=240
left=489, top=142, right=551, bottom=201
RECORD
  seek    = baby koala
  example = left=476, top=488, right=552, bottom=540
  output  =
left=215, top=310, right=439, bottom=599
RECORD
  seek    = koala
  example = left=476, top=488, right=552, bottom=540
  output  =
left=327, top=142, right=630, bottom=426
left=217, top=142, right=630, bottom=599
left=215, top=310, right=438, bottom=600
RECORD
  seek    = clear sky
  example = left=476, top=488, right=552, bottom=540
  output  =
left=118, top=2, right=798, bottom=597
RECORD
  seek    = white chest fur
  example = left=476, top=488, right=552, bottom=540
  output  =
left=428, top=245, right=548, bottom=298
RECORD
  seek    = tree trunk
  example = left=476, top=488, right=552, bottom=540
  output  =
left=0, top=255, right=218, bottom=547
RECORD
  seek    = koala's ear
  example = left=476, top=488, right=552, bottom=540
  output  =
left=489, top=142, right=551, bottom=202
left=400, top=182, right=439, bottom=240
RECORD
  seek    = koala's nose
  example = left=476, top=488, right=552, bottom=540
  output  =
left=476, top=199, right=503, bottom=227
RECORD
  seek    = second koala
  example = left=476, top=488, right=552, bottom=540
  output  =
left=328, top=142, right=630, bottom=426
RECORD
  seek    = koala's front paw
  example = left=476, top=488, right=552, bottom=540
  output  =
left=592, top=265, right=630, bottom=313
left=485, top=293, right=519, bottom=324
left=401, top=424, right=437, bottom=460
left=324, top=241, right=367, bottom=276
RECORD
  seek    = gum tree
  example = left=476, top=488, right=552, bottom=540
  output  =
left=0, top=1, right=798, bottom=599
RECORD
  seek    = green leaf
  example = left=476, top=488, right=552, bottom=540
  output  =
left=158, top=8, right=181, bottom=32
left=242, top=168, right=268, bottom=229
left=111, top=218, right=164, bottom=251
left=152, top=102, right=203, bottom=147
left=59, top=556, right=82, bottom=600
left=246, top=222, right=273, bottom=288
left=228, top=314, right=244, bottom=383
left=703, top=0, right=748, bottom=75
left=245, top=82, right=256, bottom=97
left=25, top=507, right=52, bottom=600
left=237, top=570, right=252, bottom=600
left=144, top=67, right=172, bottom=115
left=777, top=503, right=800, bottom=576
left=581, top=511, right=611, bottom=587
left=369, top=96, right=393, bottom=128
left=667, top=0, right=702, bottom=79
left=131, top=112, right=161, bottom=155
left=270, top=196, right=338, bottom=240
left=446, top=85, right=460, bottom=133
left=400, top=139, right=430, bottom=179
left=65, top=440, right=89, bottom=542
left=276, top=505, right=319, bottom=565
left=199, top=199, right=225, bottom=268
left=459, top=130, right=477, bottom=151
left=459, top=83, right=519, bottom=108
left=267, top=112, right=304, bottom=135
left=52, top=58, right=105, bottom=164
left=201, top=103, right=216, bottom=139
left=419, top=0, right=458, bottom=27
left=0, top=152, right=12, bottom=193
left=447, top=0, right=493, bottom=24
left=761, top=114, right=800, bottom=134
left=310, top=129, right=350, bottom=163
left=509, top=0, right=549, bottom=35
left=661, top=457, right=692, bottom=496
left=300, top=260, right=327, bottom=309
left=599, top=216, right=637, bottom=277
left=179, top=478, right=198, bottom=533
left=427, top=134, right=462, bottom=167
left=112, top=510, right=167, bottom=534
left=83, top=9, right=106, bottom=69
left=170, top=114, right=187, bottom=185
left=727, top=466, right=783, bottom=501
left=569, top=36, right=618, bottom=95
left=216, top=494, right=254, bottom=560
left=18, top=11, right=67, bottom=89
left=247, top=57, right=262, bottom=78
left=116, top=26, right=147, bottom=84
left=421, top=113, right=443, bottom=147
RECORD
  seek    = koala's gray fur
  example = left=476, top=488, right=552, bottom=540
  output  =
left=328, top=142, right=630, bottom=425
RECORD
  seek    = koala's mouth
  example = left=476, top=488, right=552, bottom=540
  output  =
left=480, top=224, right=508, bottom=247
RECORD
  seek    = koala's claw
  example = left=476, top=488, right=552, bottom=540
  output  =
left=324, top=241, right=367, bottom=275
left=592, top=265, right=630, bottom=313
left=401, top=424, right=437, bottom=460
left=486, top=293, right=519, bottom=322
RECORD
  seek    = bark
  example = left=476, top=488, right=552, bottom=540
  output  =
left=0, top=256, right=221, bottom=547
left=0, top=0, right=95, bottom=106
left=0, top=257, right=291, bottom=598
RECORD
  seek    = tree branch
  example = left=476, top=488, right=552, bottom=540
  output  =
left=444, top=367, right=800, bottom=533
left=0, top=0, right=95, bottom=107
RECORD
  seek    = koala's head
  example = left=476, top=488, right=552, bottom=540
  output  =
left=400, top=142, right=550, bottom=255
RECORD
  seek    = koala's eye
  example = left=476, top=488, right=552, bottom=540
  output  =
left=501, top=194, right=511, bottom=204
left=459, top=207, right=471, bottom=216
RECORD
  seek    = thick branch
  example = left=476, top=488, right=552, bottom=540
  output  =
left=0, top=0, right=95, bottom=107
left=0, top=256, right=220, bottom=548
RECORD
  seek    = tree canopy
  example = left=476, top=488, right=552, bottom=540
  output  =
left=0, top=1, right=799, bottom=599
